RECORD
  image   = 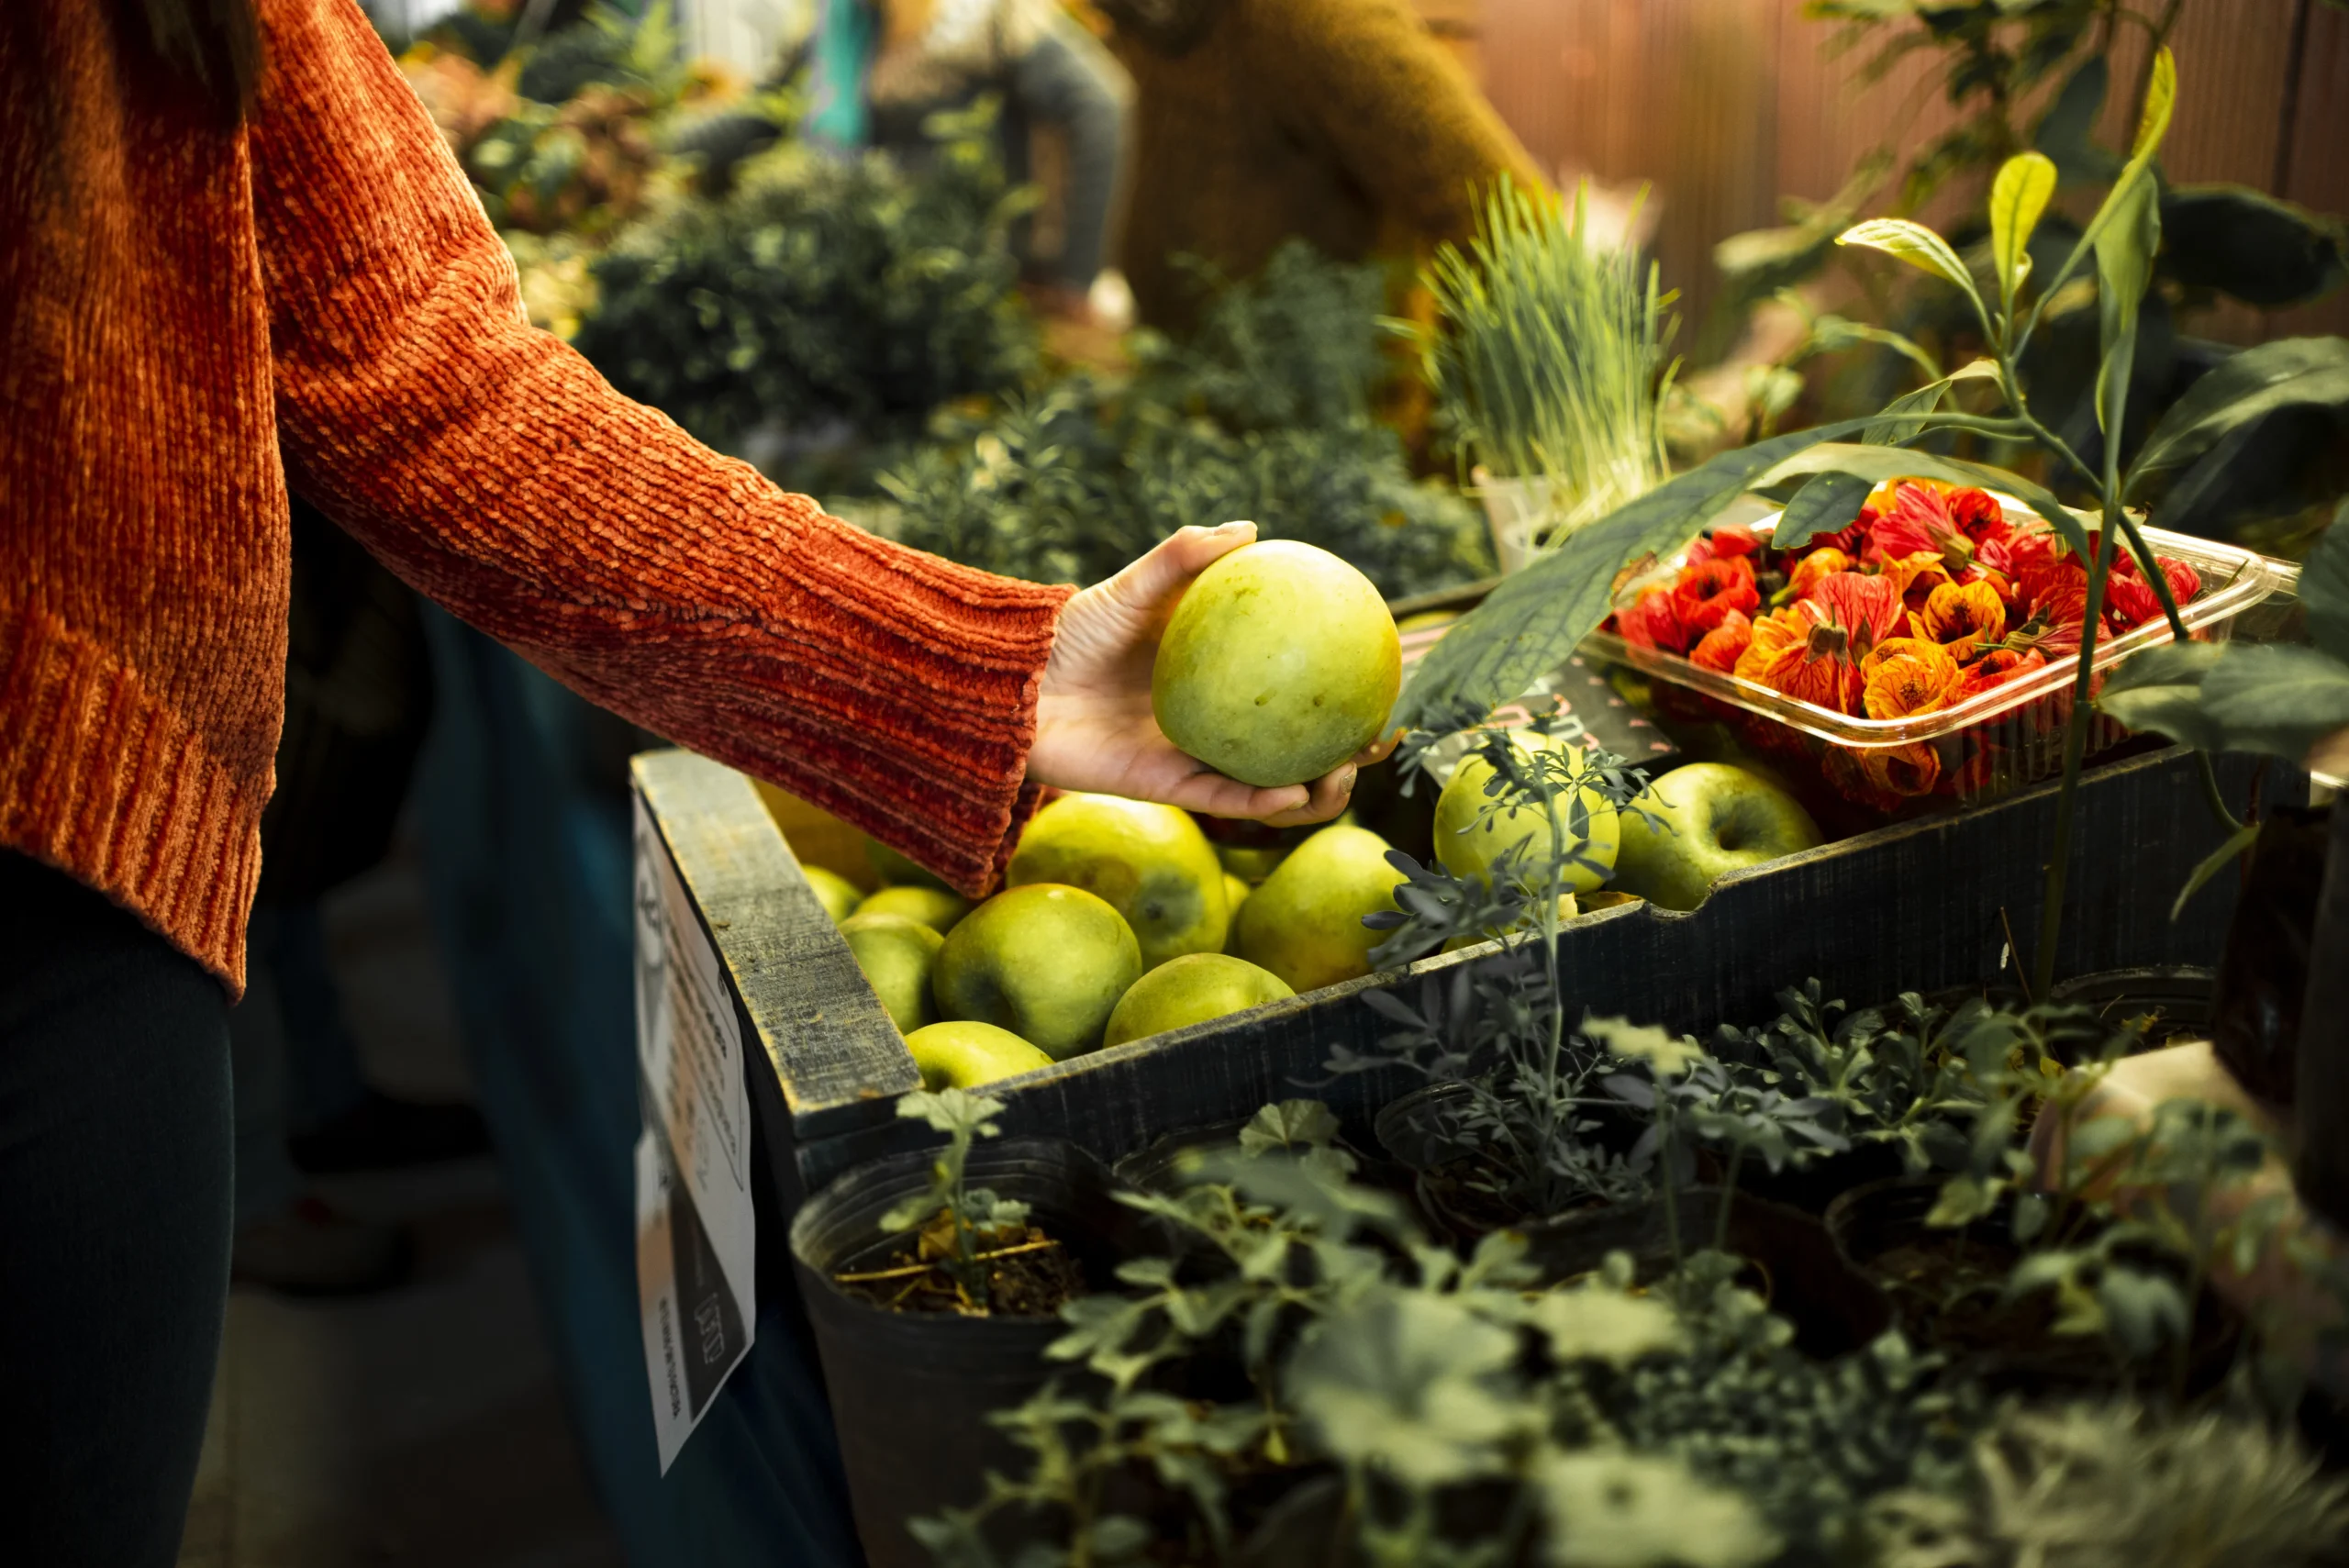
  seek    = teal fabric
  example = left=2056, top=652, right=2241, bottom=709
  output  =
left=414, top=609, right=863, bottom=1568
left=805, top=0, right=876, bottom=147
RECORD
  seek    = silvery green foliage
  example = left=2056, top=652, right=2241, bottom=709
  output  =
left=1868, top=1399, right=2349, bottom=1568
left=914, top=1109, right=1976, bottom=1568
left=1330, top=720, right=1659, bottom=1219
left=1707, top=983, right=1985, bottom=1175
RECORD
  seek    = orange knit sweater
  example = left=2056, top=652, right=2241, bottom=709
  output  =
left=0, top=0, right=1073, bottom=995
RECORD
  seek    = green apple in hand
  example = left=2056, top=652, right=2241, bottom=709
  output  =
left=1610, top=762, right=1823, bottom=911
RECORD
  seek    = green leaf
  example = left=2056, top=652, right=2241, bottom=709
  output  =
left=2162, top=185, right=2349, bottom=309
left=1838, top=217, right=1990, bottom=331
left=2033, top=54, right=2119, bottom=186
left=1860, top=356, right=2000, bottom=446
left=2196, top=644, right=2349, bottom=762
left=2098, top=642, right=2227, bottom=749
left=2171, top=820, right=2261, bottom=922
left=1775, top=473, right=1874, bottom=553
left=2305, top=499, right=2349, bottom=663
left=1991, top=152, right=2058, bottom=312
left=1393, top=419, right=1875, bottom=728
left=2094, top=172, right=2163, bottom=438
left=2132, top=48, right=2178, bottom=161
left=1756, top=443, right=2092, bottom=561
left=1240, top=1099, right=1341, bottom=1156
left=2126, top=338, right=2349, bottom=497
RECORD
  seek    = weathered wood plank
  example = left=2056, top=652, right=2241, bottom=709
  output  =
left=780, top=746, right=2290, bottom=1193
left=631, top=751, right=915, bottom=1155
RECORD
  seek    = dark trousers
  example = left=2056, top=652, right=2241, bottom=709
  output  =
left=0, top=852, right=234, bottom=1567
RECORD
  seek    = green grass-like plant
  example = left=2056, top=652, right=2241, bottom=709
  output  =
left=1420, top=178, right=1677, bottom=549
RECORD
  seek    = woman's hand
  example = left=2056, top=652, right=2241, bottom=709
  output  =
left=1029, top=522, right=1396, bottom=827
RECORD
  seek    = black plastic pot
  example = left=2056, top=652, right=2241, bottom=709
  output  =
left=1373, top=1082, right=1532, bottom=1242
left=1823, top=1177, right=2239, bottom=1397
left=789, top=1138, right=1134, bottom=1568
left=1519, top=1187, right=1891, bottom=1359
left=2048, top=965, right=2216, bottom=1050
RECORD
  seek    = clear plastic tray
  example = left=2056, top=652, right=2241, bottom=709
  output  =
left=1580, top=500, right=2295, bottom=819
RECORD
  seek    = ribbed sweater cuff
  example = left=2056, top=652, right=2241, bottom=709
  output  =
left=0, top=598, right=261, bottom=995
left=541, top=511, right=1076, bottom=901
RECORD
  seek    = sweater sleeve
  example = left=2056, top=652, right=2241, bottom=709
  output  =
left=245, top=0, right=1072, bottom=896
left=1259, top=0, right=1544, bottom=250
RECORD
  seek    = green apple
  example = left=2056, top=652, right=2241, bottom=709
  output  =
left=932, top=884, right=1143, bottom=1060
left=1234, top=824, right=1408, bottom=994
left=839, top=912, right=945, bottom=1035
left=803, top=864, right=864, bottom=926
left=863, top=836, right=952, bottom=890
left=1008, top=794, right=1227, bottom=968
left=1103, top=953, right=1295, bottom=1048
left=1220, top=873, right=1252, bottom=953
left=1433, top=730, right=1620, bottom=895
left=853, top=884, right=971, bottom=935
left=904, top=1021, right=1053, bottom=1090
left=1152, top=539, right=1401, bottom=788
left=1610, top=762, right=1823, bottom=911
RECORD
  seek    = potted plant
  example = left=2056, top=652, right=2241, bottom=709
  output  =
left=1419, top=178, right=1678, bottom=572
left=789, top=1088, right=1140, bottom=1568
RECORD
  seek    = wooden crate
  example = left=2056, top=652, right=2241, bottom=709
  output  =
left=633, top=742, right=2288, bottom=1216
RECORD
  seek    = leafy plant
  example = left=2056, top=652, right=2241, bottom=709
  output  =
left=1401, top=50, right=2349, bottom=1004
left=573, top=100, right=1039, bottom=450
left=1419, top=179, right=1677, bottom=547
left=1869, top=1398, right=2349, bottom=1568
left=878, top=242, right=1495, bottom=598
left=879, top=1087, right=1033, bottom=1313
left=1329, top=719, right=1659, bottom=1218
left=1714, top=4, right=2347, bottom=541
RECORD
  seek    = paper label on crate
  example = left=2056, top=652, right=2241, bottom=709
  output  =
left=632, top=794, right=756, bottom=1472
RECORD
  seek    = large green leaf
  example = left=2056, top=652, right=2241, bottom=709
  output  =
left=1757, top=443, right=2093, bottom=560
left=2304, top=498, right=2349, bottom=665
left=1393, top=421, right=1873, bottom=729
left=2093, top=172, right=2162, bottom=439
left=2098, top=642, right=2228, bottom=751
left=2132, top=48, right=2177, bottom=161
left=2018, top=48, right=2176, bottom=356
left=2102, top=641, right=2349, bottom=762
left=2124, top=337, right=2349, bottom=497
left=1990, top=152, right=2058, bottom=314
left=2161, top=185, right=2349, bottom=309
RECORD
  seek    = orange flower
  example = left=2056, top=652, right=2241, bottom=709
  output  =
left=1915, top=580, right=2008, bottom=659
left=1806, top=572, right=1907, bottom=658
left=1957, top=645, right=2047, bottom=699
left=1860, top=741, right=1945, bottom=798
left=1878, top=550, right=1954, bottom=613
left=1691, top=610, right=1754, bottom=673
left=1741, top=613, right=1865, bottom=712
left=1787, top=546, right=1854, bottom=600
left=1861, top=637, right=1965, bottom=722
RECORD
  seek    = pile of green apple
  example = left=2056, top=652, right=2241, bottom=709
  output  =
left=802, top=537, right=1828, bottom=1090
left=807, top=795, right=1411, bottom=1090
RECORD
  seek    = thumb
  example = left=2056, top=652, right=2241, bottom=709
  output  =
left=1115, top=521, right=1257, bottom=609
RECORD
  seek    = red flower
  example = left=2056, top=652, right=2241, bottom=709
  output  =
left=1735, top=607, right=1864, bottom=713
left=1617, top=587, right=1689, bottom=652
left=1868, top=483, right=2013, bottom=577
left=1687, top=522, right=1763, bottom=564
left=1805, top=571, right=1908, bottom=659
left=2011, top=571, right=2088, bottom=660
left=1673, top=555, right=1761, bottom=639
left=2104, top=570, right=2165, bottom=631
left=1690, top=610, right=1753, bottom=673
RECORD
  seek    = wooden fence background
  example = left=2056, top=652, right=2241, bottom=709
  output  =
left=1435, top=0, right=2346, bottom=349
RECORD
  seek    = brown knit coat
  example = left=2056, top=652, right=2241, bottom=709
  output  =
left=1110, top=0, right=1544, bottom=331
left=0, top=0, right=1073, bottom=995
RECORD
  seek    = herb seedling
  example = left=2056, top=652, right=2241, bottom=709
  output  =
left=874, top=1088, right=1033, bottom=1314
